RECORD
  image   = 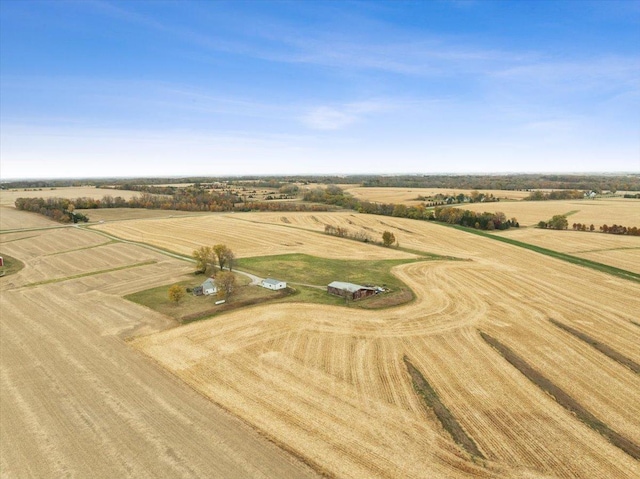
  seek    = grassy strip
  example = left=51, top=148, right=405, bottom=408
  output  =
left=480, top=332, right=640, bottom=460
left=0, top=253, right=25, bottom=277
left=403, top=356, right=485, bottom=459
left=0, top=234, right=39, bottom=244
left=550, top=319, right=640, bottom=374
left=23, top=260, right=157, bottom=287
left=43, top=240, right=115, bottom=256
left=446, top=224, right=640, bottom=283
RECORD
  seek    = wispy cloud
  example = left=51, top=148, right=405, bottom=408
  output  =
left=301, top=101, right=389, bottom=130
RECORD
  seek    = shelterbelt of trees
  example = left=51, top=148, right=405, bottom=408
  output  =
left=303, top=186, right=519, bottom=231
left=3, top=173, right=639, bottom=192
left=15, top=190, right=329, bottom=224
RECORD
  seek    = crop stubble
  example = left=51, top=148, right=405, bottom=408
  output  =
left=131, top=212, right=640, bottom=479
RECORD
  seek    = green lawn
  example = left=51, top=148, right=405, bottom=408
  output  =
left=237, top=253, right=425, bottom=290
left=0, top=253, right=25, bottom=277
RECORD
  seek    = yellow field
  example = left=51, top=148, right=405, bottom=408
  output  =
left=461, top=197, right=639, bottom=227
left=0, top=186, right=145, bottom=206
left=0, top=205, right=60, bottom=230
left=0, top=209, right=321, bottom=478
left=92, top=214, right=416, bottom=260
left=502, top=228, right=640, bottom=274
left=75, top=207, right=210, bottom=222
left=341, top=186, right=532, bottom=204
left=132, top=212, right=640, bottom=479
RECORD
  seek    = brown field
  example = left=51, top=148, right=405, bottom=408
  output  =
left=0, top=206, right=60, bottom=230
left=75, top=207, right=211, bottom=223
left=92, top=214, right=416, bottom=260
left=132, top=212, right=640, bottom=479
left=4, top=207, right=640, bottom=478
left=461, top=196, right=639, bottom=227
left=0, top=210, right=321, bottom=479
left=0, top=186, right=145, bottom=207
left=501, top=227, right=640, bottom=274
left=341, top=186, right=532, bottom=204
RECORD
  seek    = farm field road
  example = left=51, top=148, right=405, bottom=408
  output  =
left=0, top=218, right=321, bottom=479
left=134, top=212, right=640, bottom=479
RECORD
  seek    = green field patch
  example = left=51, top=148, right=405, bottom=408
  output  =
left=125, top=273, right=288, bottom=323
left=237, top=253, right=427, bottom=291
left=0, top=253, right=25, bottom=277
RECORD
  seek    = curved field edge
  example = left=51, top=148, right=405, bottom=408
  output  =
left=125, top=253, right=445, bottom=319
left=0, top=252, right=25, bottom=277
left=448, top=225, right=640, bottom=283
left=479, top=332, right=640, bottom=460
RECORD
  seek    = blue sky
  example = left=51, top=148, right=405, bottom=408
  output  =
left=1, top=0, right=639, bottom=179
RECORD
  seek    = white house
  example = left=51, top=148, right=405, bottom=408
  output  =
left=261, top=278, right=287, bottom=290
left=201, top=278, right=217, bottom=295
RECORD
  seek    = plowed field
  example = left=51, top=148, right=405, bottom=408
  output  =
left=342, top=186, right=531, bottom=203
left=132, top=212, right=640, bottom=479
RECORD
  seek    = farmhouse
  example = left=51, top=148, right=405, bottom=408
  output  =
left=201, top=278, right=217, bottom=296
left=327, top=281, right=377, bottom=301
left=261, top=278, right=287, bottom=290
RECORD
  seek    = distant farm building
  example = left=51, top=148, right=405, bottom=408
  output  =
left=0, top=256, right=3, bottom=267
left=201, top=278, right=217, bottom=296
left=327, top=281, right=377, bottom=301
left=261, top=278, right=287, bottom=290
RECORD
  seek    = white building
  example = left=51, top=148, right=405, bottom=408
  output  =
left=261, top=278, right=287, bottom=290
left=201, top=278, right=217, bottom=295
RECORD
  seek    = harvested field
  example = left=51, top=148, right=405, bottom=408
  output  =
left=0, top=206, right=59, bottom=230
left=460, top=196, right=639, bottom=227
left=501, top=228, right=640, bottom=274
left=0, top=210, right=323, bottom=479
left=134, top=212, right=640, bottom=479
left=75, top=208, right=211, bottom=223
left=93, top=214, right=416, bottom=260
left=341, top=186, right=531, bottom=203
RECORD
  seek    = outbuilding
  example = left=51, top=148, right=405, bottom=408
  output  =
left=201, top=278, right=217, bottom=296
left=261, top=278, right=287, bottom=290
left=327, top=281, right=377, bottom=301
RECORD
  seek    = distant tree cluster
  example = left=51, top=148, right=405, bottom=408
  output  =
left=414, top=190, right=498, bottom=205
left=324, top=224, right=372, bottom=243
left=525, top=190, right=585, bottom=201
left=15, top=197, right=89, bottom=223
left=599, top=224, right=639, bottom=236
left=538, top=215, right=569, bottom=230
left=433, top=207, right=518, bottom=230
left=305, top=186, right=518, bottom=231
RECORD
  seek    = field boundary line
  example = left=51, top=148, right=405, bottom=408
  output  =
left=21, top=260, right=158, bottom=288
left=444, top=224, right=640, bottom=283
left=480, top=331, right=640, bottom=460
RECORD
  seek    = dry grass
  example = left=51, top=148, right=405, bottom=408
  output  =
left=0, top=206, right=59, bottom=230
left=76, top=208, right=211, bottom=222
left=134, top=212, right=640, bottom=479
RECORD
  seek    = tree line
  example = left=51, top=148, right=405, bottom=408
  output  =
left=537, top=215, right=639, bottom=235
left=304, top=186, right=518, bottom=231
left=14, top=197, right=89, bottom=223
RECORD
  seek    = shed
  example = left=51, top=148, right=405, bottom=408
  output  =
left=261, top=278, right=287, bottom=290
left=201, top=278, right=217, bottom=296
left=327, top=281, right=377, bottom=301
